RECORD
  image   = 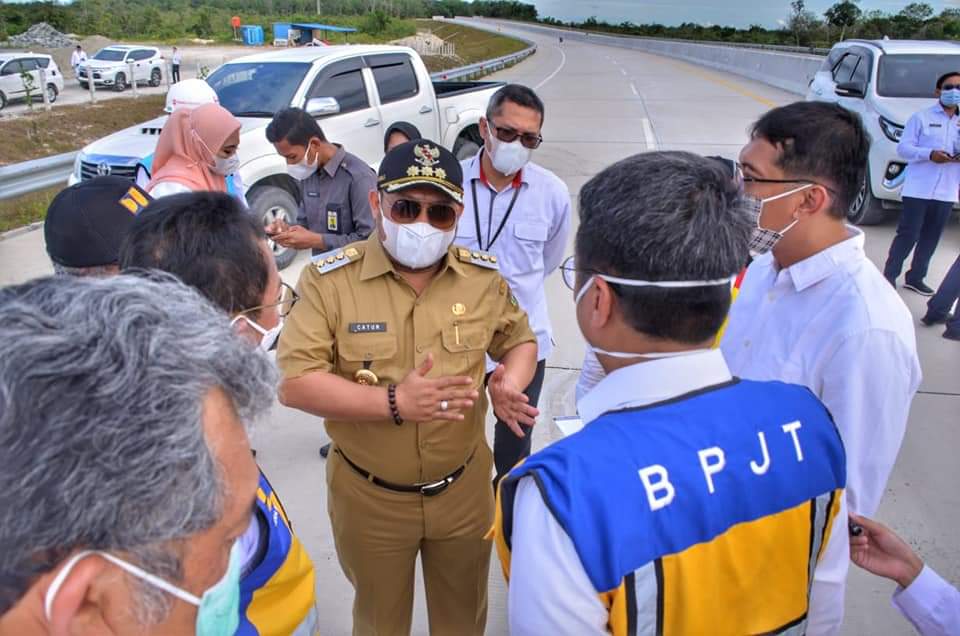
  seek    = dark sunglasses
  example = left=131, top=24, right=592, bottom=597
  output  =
left=489, top=122, right=543, bottom=150
left=389, top=198, right=458, bottom=230
left=943, top=84, right=960, bottom=91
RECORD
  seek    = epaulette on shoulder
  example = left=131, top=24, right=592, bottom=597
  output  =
left=455, top=246, right=499, bottom=270
left=313, top=245, right=363, bottom=274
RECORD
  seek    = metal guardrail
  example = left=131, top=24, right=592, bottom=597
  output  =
left=427, top=41, right=537, bottom=81
left=0, top=151, right=77, bottom=201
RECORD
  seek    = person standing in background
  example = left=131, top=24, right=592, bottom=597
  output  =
left=70, top=44, right=86, bottom=80
left=171, top=46, right=182, bottom=83
left=266, top=107, right=377, bottom=460
left=883, top=71, right=960, bottom=295
left=384, top=121, right=422, bottom=154
left=456, top=84, right=571, bottom=487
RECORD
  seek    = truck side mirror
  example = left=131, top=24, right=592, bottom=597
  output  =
left=836, top=80, right=866, bottom=98
left=306, top=96, right=340, bottom=116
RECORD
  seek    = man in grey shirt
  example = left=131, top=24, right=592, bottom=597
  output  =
left=266, top=107, right=376, bottom=256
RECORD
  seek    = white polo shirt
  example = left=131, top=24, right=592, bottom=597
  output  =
left=720, top=227, right=921, bottom=518
left=456, top=151, right=572, bottom=366
left=897, top=103, right=960, bottom=203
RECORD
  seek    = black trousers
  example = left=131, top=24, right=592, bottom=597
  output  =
left=883, top=196, right=953, bottom=285
left=172, top=64, right=181, bottom=83
left=486, top=359, right=546, bottom=488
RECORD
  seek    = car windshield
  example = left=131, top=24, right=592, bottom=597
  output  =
left=878, top=54, right=960, bottom=98
left=93, top=49, right=127, bottom=62
left=207, top=62, right=310, bottom=117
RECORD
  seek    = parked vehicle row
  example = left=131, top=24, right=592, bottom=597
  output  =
left=0, top=53, right=64, bottom=110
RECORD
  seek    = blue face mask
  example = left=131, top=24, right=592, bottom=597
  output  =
left=45, top=541, right=243, bottom=636
left=941, top=89, right=960, bottom=107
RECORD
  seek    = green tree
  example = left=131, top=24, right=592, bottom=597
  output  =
left=362, top=8, right=389, bottom=34
left=825, top=0, right=861, bottom=40
left=788, top=0, right=820, bottom=46
left=193, top=6, right=214, bottom=36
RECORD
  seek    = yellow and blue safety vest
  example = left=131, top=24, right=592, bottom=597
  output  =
left=496, top=379, right=845, bottom=636
left=238, top=471, right=318, bottom=636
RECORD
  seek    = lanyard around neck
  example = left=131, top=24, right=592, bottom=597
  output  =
left=471, top=178, right=521, bottom=252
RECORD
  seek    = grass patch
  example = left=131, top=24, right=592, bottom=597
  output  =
left=0, top=95, right=166, bottom=166
left=415, top=19, right=527, bottom=72
left=0, top=185, right=58, bottom=234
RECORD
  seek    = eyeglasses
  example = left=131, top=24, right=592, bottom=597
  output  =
left=943, top=84, right=960, bottom=91
left=388, top=198, right=458, bottom=231
left=736, top=162, right=838, bottom=195
left=489, top=122, right=543, bottom=150
left=560, top=256, right=595, bottom=291
left=238, top=282, right=299, bottom=319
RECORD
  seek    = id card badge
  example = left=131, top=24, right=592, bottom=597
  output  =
left=553, top=416, right=584, bottom=437
left=327, top=208, right=339, bottom=232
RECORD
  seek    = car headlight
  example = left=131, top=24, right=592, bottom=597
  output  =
left=879, top=116, right=904, bottom=143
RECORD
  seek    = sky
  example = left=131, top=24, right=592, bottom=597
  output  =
left=529, top=0, right=960, bottom=29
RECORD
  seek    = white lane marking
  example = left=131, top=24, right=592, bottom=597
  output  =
left=630, top=82, right=639, bottom=97
left=641, top=118, right=658, bottom=151
left=534, top=45, right=567, bottom=90
left=619, top=67, right=627, bottom=76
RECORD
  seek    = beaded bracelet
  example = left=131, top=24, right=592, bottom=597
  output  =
left=387, top=384, right=403, bottom=426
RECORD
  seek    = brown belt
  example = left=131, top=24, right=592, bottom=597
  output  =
left=335, top=448, right=476, bottom=497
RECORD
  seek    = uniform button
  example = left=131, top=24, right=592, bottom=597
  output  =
left=416, top=345, right=424, bottom=353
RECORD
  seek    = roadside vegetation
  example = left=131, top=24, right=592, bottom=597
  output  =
left=416, top=19, right=527, bottom=73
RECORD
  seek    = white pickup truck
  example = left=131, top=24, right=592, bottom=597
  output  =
left=69, top=44, right=503, bottom=267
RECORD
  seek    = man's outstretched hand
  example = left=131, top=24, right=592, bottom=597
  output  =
left=488, top=363, right=539, bottom=438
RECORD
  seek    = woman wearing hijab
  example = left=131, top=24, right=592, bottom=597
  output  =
left=383, top=121, right=422, bottom=154
left=147, top=102, right=242, bottom=198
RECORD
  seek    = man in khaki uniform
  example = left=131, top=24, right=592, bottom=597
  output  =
left=277, top=139, right=539, bottom=636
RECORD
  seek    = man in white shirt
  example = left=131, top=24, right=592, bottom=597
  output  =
left=883, top=71, right=960, bottom=296
left=171, top=46, right=182, bottom=83
left=70, top=45, right=86, bottom=79
left=496, top=151, right=849, bottom=636
left=722, top=101, right=921, bottom=519
left=850, top=514, right=960, bottom=636
left=456, top=84, right=572, bottom=486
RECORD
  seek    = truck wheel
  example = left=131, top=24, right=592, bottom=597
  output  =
left=79, top=81, right=88, bottom=90
left=248, top=185, right=299, bottom=270
left=453, top=126, right=484, bottom=161
left=0, top=91, right=6, bottom=111
left=46, top=84, right=58, bottom=103
left=150, top=68, right=162, bottom=87
left=847, top=166, right=886, bottom=225
left=114, top=72, right=127, bottom=92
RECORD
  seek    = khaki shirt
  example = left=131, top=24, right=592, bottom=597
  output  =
left=278, top=234, right=536, bottom=484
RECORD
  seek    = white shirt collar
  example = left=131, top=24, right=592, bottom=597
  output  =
left=577, top=349, right=733, bottom=425
left=768, top=226, right=866, bottom=292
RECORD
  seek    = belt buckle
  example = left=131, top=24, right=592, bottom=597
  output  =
left=420, top=477, right=451, bottom=497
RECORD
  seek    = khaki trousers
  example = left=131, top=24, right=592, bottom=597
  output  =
left=327, top=445, right=495, bottom=636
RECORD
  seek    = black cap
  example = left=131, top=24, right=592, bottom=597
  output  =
left=377, top=139, right=463, bottom=203
left=44, top=176, right=151, bottom=268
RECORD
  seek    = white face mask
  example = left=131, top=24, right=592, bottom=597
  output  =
left=288, top=144, right=319, bottom=181
left=746, top=184, right=813, bottom=257
left=574, top=271, right=734, bottom=360
left=212, top=153, right=240, bottom=176
left=231, top=314, right=283, bottom=351
left=486, top=126, right=532, bottom=176
left=380, top=206, right=456, bottom=270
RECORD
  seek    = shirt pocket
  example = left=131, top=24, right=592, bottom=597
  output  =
left=511, top=222, right=548, bottom=272
left=454, top=218, right=478, bottom=246
left=919, top=122, right=946, bottom=149
left=336, top=333, right=398, bottom=384
left=441, top=321, right=488, bottom=379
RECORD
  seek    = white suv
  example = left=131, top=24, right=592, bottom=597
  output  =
left=78, top=45, right=165, bottom=92
left=0, top=53, right=64, bottom=110
left=807, top=40, right=960, bottom=224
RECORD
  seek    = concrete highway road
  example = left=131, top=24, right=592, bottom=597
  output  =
left=1, top=19, right=958, bottom=636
